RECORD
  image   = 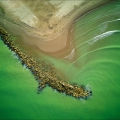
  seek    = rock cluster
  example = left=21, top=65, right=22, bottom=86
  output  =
left=0, top=26, right=92, bottom=99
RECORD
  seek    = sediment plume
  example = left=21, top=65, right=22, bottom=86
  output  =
left=0, top=26, right=92, bottom=99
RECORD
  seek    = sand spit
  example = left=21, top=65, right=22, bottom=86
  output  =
left=0, top=0, right=113, bottom=58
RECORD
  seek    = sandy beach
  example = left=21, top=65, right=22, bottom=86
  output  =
left=0, top=0, right=112, bottom=58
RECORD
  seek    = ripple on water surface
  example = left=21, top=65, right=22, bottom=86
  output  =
left=60, top=1, right=120, bottom=119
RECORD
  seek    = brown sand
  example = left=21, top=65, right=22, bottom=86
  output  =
left=0, top=0, right=112, bottom=60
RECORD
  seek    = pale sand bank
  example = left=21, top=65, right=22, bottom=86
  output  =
left=0, top=0, right=112, bottom=58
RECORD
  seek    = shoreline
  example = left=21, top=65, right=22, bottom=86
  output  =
left=21, top=0, right=113, bottom=40
left=0, top=0, right=113, bottom=58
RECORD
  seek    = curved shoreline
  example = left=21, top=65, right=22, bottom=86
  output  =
left=0, top=0, right=113, bottom=58
left=18, top=0, right=113, bottom=40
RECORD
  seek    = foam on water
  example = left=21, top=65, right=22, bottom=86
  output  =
left=88, top=30, right=120, bottom=44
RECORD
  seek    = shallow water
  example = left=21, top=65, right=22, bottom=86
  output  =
left=0, top=1, right=120, bottom=119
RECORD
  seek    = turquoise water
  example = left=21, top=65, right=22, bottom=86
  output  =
left=0, top=1, right=120, bottom=119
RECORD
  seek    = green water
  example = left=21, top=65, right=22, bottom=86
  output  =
left=0, top=1, right=120, bottom=119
